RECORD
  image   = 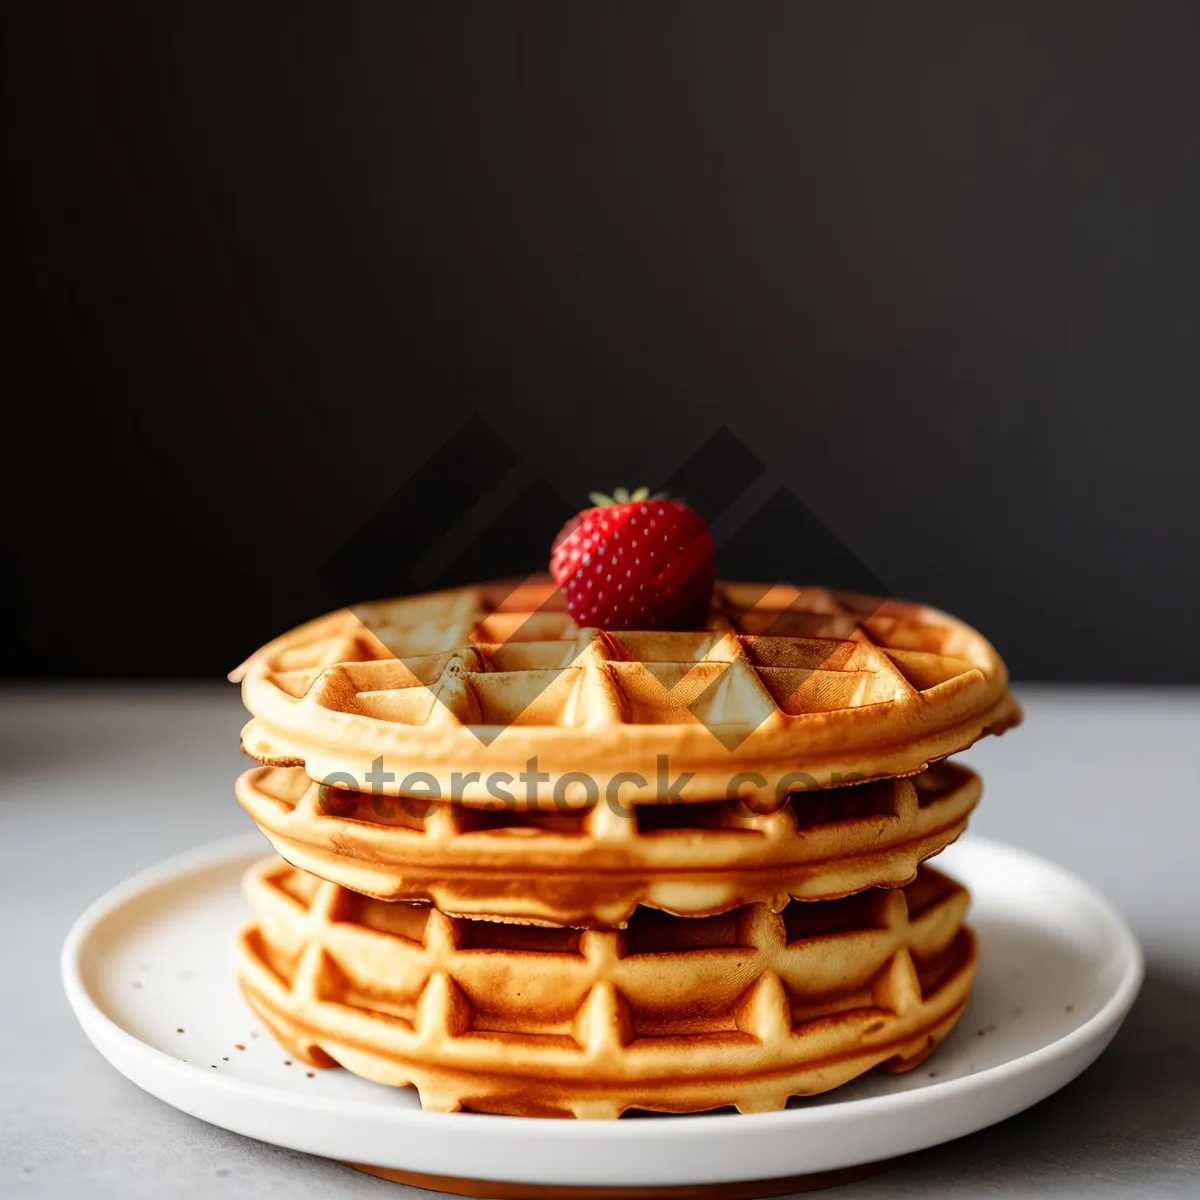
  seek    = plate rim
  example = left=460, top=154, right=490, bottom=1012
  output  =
left=61, top=831, right=1144, bottom=1157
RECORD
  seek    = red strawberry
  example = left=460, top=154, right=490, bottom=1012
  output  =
left=550, top=487, right=716, bottom=630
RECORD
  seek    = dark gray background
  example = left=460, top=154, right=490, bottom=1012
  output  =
left=5, top=2, right=1198, bottom=681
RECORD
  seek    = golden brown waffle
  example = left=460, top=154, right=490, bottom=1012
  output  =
left=237, top=857, right=975, bottom=1119
left=236, top=761, right=980, bottom=928
left=232, top=579, right=1019, bottom=805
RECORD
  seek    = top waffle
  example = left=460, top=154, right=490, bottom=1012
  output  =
left=233, top=578, right=1019, bottom=807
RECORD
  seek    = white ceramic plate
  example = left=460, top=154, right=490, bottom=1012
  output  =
left=62, top=833, right=1142, bottom=1191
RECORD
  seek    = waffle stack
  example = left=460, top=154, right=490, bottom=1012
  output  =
left=231, top=578, right=1018, bottom=1118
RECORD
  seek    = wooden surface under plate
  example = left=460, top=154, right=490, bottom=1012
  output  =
left=346, top=1159, right=892, bottom=1198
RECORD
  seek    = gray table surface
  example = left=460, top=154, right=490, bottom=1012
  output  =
left=2, top=684, right=1198, bottom=1199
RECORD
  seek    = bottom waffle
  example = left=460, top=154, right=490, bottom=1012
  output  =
left=237, top=858, right=976, bottom=1119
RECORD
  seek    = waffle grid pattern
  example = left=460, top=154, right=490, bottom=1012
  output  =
left=238, top=858, right=976, bottom=1118
left=237, top=762, right=980, bottom=927
left=235, top=580, right=1018, bottom=803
